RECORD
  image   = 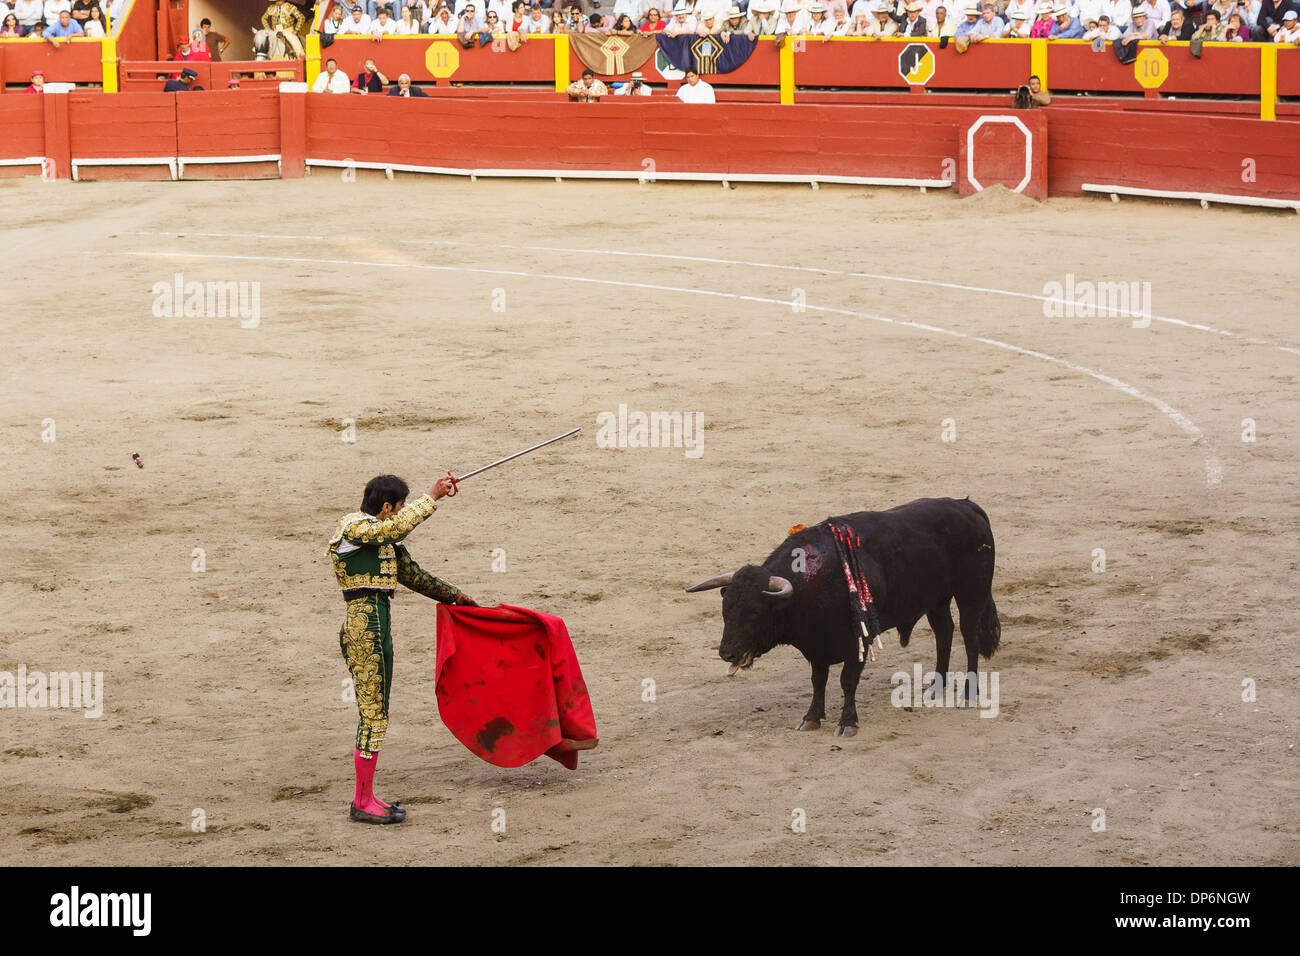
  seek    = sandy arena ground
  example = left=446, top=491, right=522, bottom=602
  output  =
left=1, top=176, right=1297, bottom=866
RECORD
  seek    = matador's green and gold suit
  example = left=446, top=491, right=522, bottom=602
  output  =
left=327, top=494, right=461, bottom=754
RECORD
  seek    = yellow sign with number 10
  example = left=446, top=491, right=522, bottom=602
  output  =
left=1134, top=48, right=1169, bottom=90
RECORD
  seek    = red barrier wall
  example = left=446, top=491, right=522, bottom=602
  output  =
left=4, top=90, right=1299, bottom=207
left=1047, top=107, right=1300, bottom=201
left=68, top=91, right=176, bottom=159
left=1046, top=41, right=1263, bottom=96
left=0, top=96, right=45, bottom=175
left=958, top=111, right=1048, bottom=201
left=176, top=89, right=280, bottom=156
left=303, top=95, right=972, bottom=181
left=797, top=40, right=1030, bottom=92
left=0, top=38, right=104, bottom=86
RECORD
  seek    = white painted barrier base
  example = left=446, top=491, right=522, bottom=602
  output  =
left=1083, top=183, right=1300, bottom=213
left=304, top=158, right=953, bottom=191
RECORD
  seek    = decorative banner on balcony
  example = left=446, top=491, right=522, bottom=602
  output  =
left=570, top=33, right=657, bottom=76
left=655, top=33, right=757, bottom=75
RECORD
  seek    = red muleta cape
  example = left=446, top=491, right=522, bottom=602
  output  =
left=435, top=605, right=598, bottom=769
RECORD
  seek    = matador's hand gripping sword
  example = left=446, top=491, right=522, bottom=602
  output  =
left=445, top=428, right=581, bottom=496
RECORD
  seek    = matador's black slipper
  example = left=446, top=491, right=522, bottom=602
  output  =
left=349, top=803, right=405, bottom=825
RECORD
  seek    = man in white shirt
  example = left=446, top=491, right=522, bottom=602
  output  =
left=1101, top=0, right=1131, bottom=26
left=777, top=0, right=812, bottom=31
left=312, top=57, right=353, bottom=92
left=1136, top=0, right=1169, bottom=28
left=521, top=4, right=551, bottom=31
left=1083, top=11, right=1120, bottom=37
left=428, top=7, right=458, bottom=32
left=1073, top=0, right=1105, bottom=24
left=338, top=5, right=373, bottom=34
left=1278, top=8, right=1300, bottom=41
left=665, top=1, right=698, bottom=32
left=43, top=0, right=71, bottom=24
left=371, top=6, right=399, bottom=36
left=677, top=69, right=716, bottom=101
left=14, top=1, right=43, bottom=30
left=695, top=0, right=733, bottom=20
left=614, top=0, right=649, bottom=21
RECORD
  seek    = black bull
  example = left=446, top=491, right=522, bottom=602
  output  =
left=686, top=497, right=1001, bottom=736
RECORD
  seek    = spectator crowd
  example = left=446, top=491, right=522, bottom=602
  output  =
left=313, top=0, right=1300, bottom=43
left=0, top=0, right=128, bottom=38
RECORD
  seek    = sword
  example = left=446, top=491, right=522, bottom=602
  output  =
left=445, top=428, right=581, bottom=496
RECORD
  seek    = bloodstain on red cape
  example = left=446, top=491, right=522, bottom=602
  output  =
left=435, top=604, right=598, bottom=769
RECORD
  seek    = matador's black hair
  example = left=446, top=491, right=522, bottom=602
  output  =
left=362, top=475, right=410, bottom=515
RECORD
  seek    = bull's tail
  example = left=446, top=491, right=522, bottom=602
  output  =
left=978, top=596, right=1001, bottom=659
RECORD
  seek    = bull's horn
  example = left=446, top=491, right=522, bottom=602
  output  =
left=765, top=576, right=794, bottom=599
left=685, top=572, right=735, bottom=593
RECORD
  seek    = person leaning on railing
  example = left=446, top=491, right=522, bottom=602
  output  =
left=928, top=3, right=958, bottom=34
left=1006, top=8, right=1032, bottom=33
left=522, top=2, right=552, bottom=29
left=1158, top=5, right=1195, bottom=36
left=1049, top=3, right=1085, bottom=34
left=1082, top=11, right=1121, bottom=42
left=638, top=5, right=666, bottom=28
left=44, top=8, right=82, bottom=42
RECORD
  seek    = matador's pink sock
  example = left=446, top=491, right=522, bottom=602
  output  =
left=353, top=748, right=390, bottom=814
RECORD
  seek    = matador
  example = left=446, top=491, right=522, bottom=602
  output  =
left=327, top=473, right=477, bottom=825
left=261, top=0, right=306, bottom=58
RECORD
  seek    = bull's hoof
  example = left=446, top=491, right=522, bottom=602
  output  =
left=796, top=719, right=821, bottom=731
left=833, top=724, right=858, bottom=738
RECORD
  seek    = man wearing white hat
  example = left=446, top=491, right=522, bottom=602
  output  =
left=614, top=69, right=655, bottom=93
left=721, top=4, right=749, bottom=32
left=871, top=0, right=901, bottom=33
left=749, top=0, right=783, bottom=31
left=1049, top=3, right=1084, bottom=33
left=1120, top=3, right=1159, bottom=36
left=665, top=1, right=699, bottom=32
left=1005, top=7, right=1033, bottom=32
left=697, top=8, right=725, bottom=30
left=954, top=2, right=982, bottom=32
left=806, top=1, right=836, bottom=34
left=776, top=0, right=813, bottom=32
left=898, top=0, right=928, bottom=32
